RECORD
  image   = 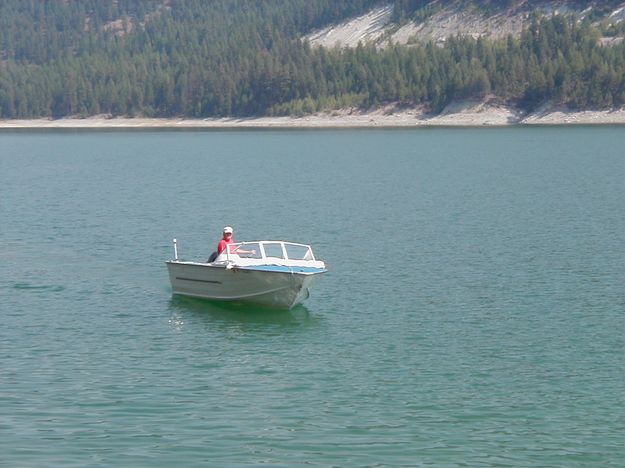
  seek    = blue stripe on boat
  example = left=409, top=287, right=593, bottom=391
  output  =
left=239, top=265, right=326, bottom=274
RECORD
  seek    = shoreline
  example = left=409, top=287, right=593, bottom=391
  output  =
left=2, top=104, right=625, bottom=129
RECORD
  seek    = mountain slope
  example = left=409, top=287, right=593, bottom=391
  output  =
left=306, top=0, right=625, bottom=47
left=1, top=1, right=625, bottom=119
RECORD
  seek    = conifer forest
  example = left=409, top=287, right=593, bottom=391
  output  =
left=1, top=0, right=625, bottom=118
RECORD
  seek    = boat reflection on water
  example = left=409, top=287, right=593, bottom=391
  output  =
left=167, top=294, right=321, bottom=331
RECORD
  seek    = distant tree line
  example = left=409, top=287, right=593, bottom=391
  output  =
left=0, top=0, right=624, bottom=118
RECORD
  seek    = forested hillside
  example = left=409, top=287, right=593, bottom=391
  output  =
left=1, top=0, right=624, bottom=118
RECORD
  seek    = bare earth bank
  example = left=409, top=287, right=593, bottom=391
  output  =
left=2, top=103, right=625, bottom=128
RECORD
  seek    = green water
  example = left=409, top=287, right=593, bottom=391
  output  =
left=1, top=128, right=624, bottom=466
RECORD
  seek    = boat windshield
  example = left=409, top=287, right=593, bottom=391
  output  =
left=285, top=243, right=314, bottom=261
left=262, top=242, right=285, bottom=259
left=226, top=242, right=262, bottom=259
left=225, top=241, right=314, bottom=261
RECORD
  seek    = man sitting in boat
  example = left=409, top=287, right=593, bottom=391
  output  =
left=217, top=226, right=235, bottom=254
left=208, top=226, right=255, bottom=262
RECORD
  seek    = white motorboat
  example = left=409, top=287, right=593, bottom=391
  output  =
left=166, top=239, right=327, bottom=309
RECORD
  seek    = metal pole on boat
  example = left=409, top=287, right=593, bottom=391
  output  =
left=173, top=238, right=178, bottom=261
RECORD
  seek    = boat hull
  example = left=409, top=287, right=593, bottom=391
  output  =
left=166, top=261, right=322, bottom=309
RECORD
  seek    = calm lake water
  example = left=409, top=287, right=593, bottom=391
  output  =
left=1, top=127, right=625, bottom=466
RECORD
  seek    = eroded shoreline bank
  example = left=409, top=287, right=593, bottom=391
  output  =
left=2, top=105, right=625, bottom=129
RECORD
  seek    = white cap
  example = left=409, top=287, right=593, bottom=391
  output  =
left=223, top=226, right=233, bottom=234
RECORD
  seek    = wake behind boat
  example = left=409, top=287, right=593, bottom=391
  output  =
left=166, top=240, right=327, bottom=309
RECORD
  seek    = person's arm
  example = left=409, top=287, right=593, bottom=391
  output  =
left=231, top=244, right=256, bottom=256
